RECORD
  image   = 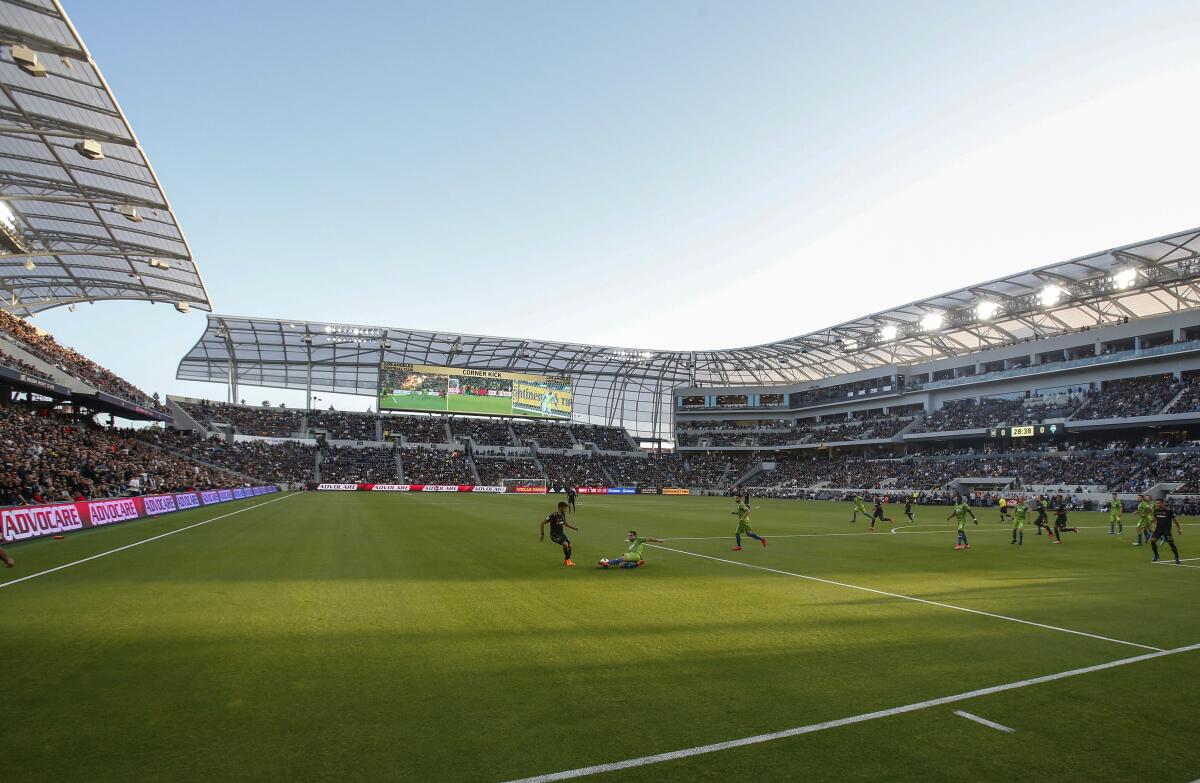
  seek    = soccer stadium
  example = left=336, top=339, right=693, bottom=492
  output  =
left=2, top=3, right=1198, bottom=782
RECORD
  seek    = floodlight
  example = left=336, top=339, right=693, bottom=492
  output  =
left=23, top=258, right=35, bottom=271
left=920, top=312, right=944, bottom=331
left=174, top=301, right=190, bottom=313
left=1039, top=285, right=1064, bottom=306
left=880, top=324, right=898, bottom=341
left=117, top=205, right=143, bottom=223
left=975, top=300, right=1001, bottom=321
left=10, top=45, right=46, bottom=77
left=843, top=339, right=859, bottom=351
left=75, top=139, right=104, bottom=160
left=1114, top=268, right=1137, bottom=289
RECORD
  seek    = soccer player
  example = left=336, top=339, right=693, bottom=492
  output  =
left=1054, top=498, right=1078, bottom=536
left=566, top=485, right=577, bottom=513
left=947, top=496, right=978, bottom=549
left=1010, top=496, right=1028, bottom=545
left=732, top=495, right=766, bottom=550
left=850, top=494, right=869, bottom=524
left=539, top=501, right=579, bottom=567
left=1034, top=495, right=1051, bottom=536
left=870, top=497, right=892, bottom=532
left=1134, top=494, right=1154, bottom=546
left=903, top=494, right=916, bottom=523
left=0, top=546, right=12, bottom=568
left=1108, top=494, right=1123, bottom=535
left=1149, top=498, right=1183, bottom=564
left=599, top=530, right=664, bottom=568
left=998, top=496, right=1009, bottom=523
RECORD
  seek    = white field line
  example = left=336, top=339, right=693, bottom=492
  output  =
left=1154, top=561, right=1200, bottom=569
left=647, top=544, right=1163, bottom=652
left=953, top=710, right=1015, bottom=733
left=499, top=642, right=1200, bottom=783
left=664, top=522, right=1198, bottom=541
left=0, top=493, right=298, bottom=590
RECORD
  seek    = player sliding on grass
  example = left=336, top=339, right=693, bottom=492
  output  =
left=539, top=501, right=579, bottom=567
left=731, top=495, right=766, bottom=550
left=599, top=530, right=663, bottom=568
left=1134, top=494, right=1154, bottom=546
left=850, top=494, right=869, bottom=524
left=869, top=497, right=892, bottom=532
left=947, top=496, right=978, bottom=549
left=1149, top=498, right=1183, bottom=565
left=1010, top=496, right=1028, bottom=545
left=1108, top=493, right=1123, bottom=535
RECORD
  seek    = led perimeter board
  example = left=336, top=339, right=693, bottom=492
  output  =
left=379, top=362, right=572, bottom=419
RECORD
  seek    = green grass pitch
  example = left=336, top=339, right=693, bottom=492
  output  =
left=379, top=393, right=554, bottom=418
left=2, top=493, right=1197, bottom=782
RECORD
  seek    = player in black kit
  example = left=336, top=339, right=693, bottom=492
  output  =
left=1150, top=498, right=1183, bottom=565
left=566, top=486, right=577, bottom=513
left=540, top=501, right=579, bottom=567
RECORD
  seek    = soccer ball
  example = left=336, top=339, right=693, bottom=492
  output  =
left=599, top=558, right=609, bottom=564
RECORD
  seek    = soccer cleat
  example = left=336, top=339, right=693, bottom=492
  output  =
left=732, top=546, right=743, bottom=551
left=760, top=537, right=767, bottom=547
left=637, top=560, right=645, bottom=567
left=1052, top=540, right=1061, bottom=544
left=564, top=559, right=575, bottom=567
left=1132, top=542, right=1141, bottom=546
left=1177, top=559, right=1183, bottom=565
left=598, top=560, right=609, bottom=568
left=1152, top=556, right=1160, bottom=562
left=964, top=544, right=971, bottom=549
left=953, top=544, right=963, bottom=550
left=3, top=556, right=13, bottom=568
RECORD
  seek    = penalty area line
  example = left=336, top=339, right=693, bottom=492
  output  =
left=0, top=492, right=298, bottom=590
left=498, top=642, right=1200, bottom=783
left=953, top=710, right=1015, bottom=733
left=647, top=544, right=1163, bottom=652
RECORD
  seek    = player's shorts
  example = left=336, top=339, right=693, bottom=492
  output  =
left=873, top=510, right=884, bottom=519
left=1153, top=526, right=1174, bottom=542
left=1012, top=519, right=1025, bottom=529
left=550, top=532, right=570, bottom=546
left=736, top=521, right=753, bottom=534
left=1137, top=520, right=1151, bottom=529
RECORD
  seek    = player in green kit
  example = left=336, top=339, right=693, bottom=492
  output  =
left=947, top=496, right=978, bottom=549
left=731, top=495, right=766, bottom=550
left=1108, top=494, right=1123, bottom=535
left=1010, top=496, right=1028, bottom=545
left=1134, top=494, right=1154, bottom=546
left=850, top=495, right=869, bottom=524
left=599, top=530, right=664, bottom=569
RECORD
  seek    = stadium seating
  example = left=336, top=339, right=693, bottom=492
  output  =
left=401, top=447, right=475, bottom=484
left=321, top=446, right=398, bottom=483
left=909, top=398, right=1025, bottom=433
left=537, top=453, right=610, bottom=488
left=571, top=424, right=634, bottom=451
left=510, top=420, right=576, bottom=449
left=1074, top=374, right=1180, bottom=420
left=0, top=347, right=54, bottom=382
left=0, top=311, right=164, bottom=410
left=309, top=410, right=378, bottom=441
left=380, top=414, right=448, bottom=444
left=474, top=456, right=543, bottom=485
left=178, top=401, right=303, bottom=438
left=601, top=455, right=684, bottom=487
left=0, top=406, right=243, bottom=505
left=450, top=417, right=512, bottom=446
left=137, top=429, right=315, bottom=484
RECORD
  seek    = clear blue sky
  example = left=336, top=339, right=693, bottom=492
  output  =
left=29, top=0, right=1200, bottom=412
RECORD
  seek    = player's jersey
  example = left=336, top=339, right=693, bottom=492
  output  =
left=952, top=503, right=971, bottom=529
left=1153, top=507, right=1176, bottom=534
left=854, top=495, right=867, bottom=511
left=1013, top=503, right=1028, bottom=524
left=873, top=502, right=885, bottom=518
left=1138, top=501, right=1153, bottom=525
left=736, top=502, right=750, bottom=521
left=904, top=500, right=913, bottom=514
left=1055, top=505, right=1068, bottom=524
left=1109, top=501, right=1122, bottom=521
left=1037, top=499, right=1049, bottom=518
left=545, top=512, right=566, bottom=538
left=566, top=488, right=577, bottom=500
left=999, top=498, right=1007, bottom=509
left=625, top=537, right=648, bottom=559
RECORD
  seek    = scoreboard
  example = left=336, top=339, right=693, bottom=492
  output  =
left=989, top=423, right=1065, bottom=440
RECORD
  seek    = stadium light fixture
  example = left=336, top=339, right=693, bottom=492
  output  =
left=75, top=139, right=104, bottom=161
left=843, top=339, right=859, bottom=352
left=174, top=301, right=190, bottom=313
left=1113, top=268, right=1138, bottom=289
left=117, top=205, right=143, bottom=223
left=975, top=300, right=1001, bottom=321
left=0, top=203, right=29, bottom=255
left=1039, top=285, right=1064, bottom=307
left=23, top=258, right=35, bottom=271
left=879, top=324, right=898, bottom=341
left=10, top=44, right=47, bottom=77
left=920, top=312, right=944, bottom=331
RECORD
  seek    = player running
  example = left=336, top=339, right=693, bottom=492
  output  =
left=599, top=530, right=664, bottom=569
left=998, top=496, right=1009, bottom=523
left=539, top=501, right=579, bottom=567
left=1108, top=494, right=1123, bottom=535
left=1054, top=498, right=1078, bottom=536
left=1010, top=496, right=1028, bottom=545
left=903, top=495, right=916, bottom=523
left=947, top=496, right=978, bottom=550
left=870, top=497, right=893, bottom=532
left=566, top=485, right=577, bottom=513
left=732, top=495, right=766, bottom=550
left=1134, top=494, right=1154, bottom=546
left=850, top=494, right=869, bottom=524
left=1034, top=495, right=1051, bottom=536
left=1149, top=498, right=1183, bottom=564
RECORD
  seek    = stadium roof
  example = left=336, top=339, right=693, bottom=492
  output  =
left=177, top=226, right=1200, bottom=438
left=0, top=0, right=210, bottom=316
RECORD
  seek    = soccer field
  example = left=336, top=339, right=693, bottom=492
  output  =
left=2, top=492, right=1197, bottom=783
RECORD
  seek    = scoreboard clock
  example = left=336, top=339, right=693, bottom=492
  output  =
left=989, top=423, right=1064, bottom=440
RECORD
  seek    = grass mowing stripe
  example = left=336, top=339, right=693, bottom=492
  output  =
left=648, top=543, right=1164, bottom=652
left=499, top=642, right=1200, bottom=783
left=952, top=710, right=1015, bottom=733
left=0, top=492, right=297, bottom=590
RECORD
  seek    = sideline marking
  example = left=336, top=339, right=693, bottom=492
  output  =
left=1153, top=561, right=1200, bottom=570
left=499, top=642, right=1200, bottom=783
left=0, top=493, right=297, bottom=590
left=953, top=710, right=1015, bottom=733
left=647, top=544, right=1163, bottom=652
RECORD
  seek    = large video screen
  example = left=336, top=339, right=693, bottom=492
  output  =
left=379, top=362, right=573, bottom=419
